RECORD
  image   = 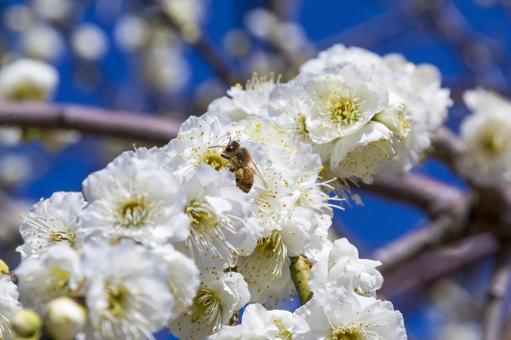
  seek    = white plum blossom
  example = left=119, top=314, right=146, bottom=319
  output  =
left=163, top=112, right=234, bottom=174
left=22, top=24, right=65, bottom=62
left=82, top=240, right=173, bottom=339
left=153, top=244, right=201, bottom=315
left=308, top=238, right=383, bottom=297
left=293, top=287, right=407, bottom=340
left=178, top=165, right=257, bottom=273
left=71, top=24, right=109, bottom=61
left=459, top=88, right=511, bottom=185
left=79, top=148, right=189, bottom=246
left=208, top=76, right=277, bottom=122
left=16, top=244, right=82, bottom=312
left=300, top=44, right=452, bottom=173
left=162, top=0, right=205, bottom=31
left=289, top=64, right=388, bottom=144
left=209, top=303, right=293, bottom=339
left=0, top=58, right=58, bottom=101
left=170, top=271, right=250, bottom=340
left=0, top=275, right=21, bottom=339
left=17, top=192, right=86, bottom=259
left=328, top=121, right=394, bottom=184
left=3, top=43, right=425, bottom=339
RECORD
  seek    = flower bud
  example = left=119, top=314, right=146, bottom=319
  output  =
left=45, top=297, right=86, bottom=340
left=0, top=259, right=9, bottom=274
left=11, top=309, right=42, bottom=339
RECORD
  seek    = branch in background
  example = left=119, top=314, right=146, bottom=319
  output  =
left=483, top=245, right=511, bottom=340
left=375, top=212, right=468, bottom=273
left=381, top=232, right=499, bottom=297
left=269, top=0, right=302, bottom=21
left=358, top=172, right=464, bottom=216
left=192, top=36, right=238, bottom=85
left=0, top=102, right=179, bottom=145
left=431, top=127, right=465, bottom=174
left=146, top=0, right=238, bottom=86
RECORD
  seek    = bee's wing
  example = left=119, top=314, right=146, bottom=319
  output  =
left=250, top=159, right=270, bottom=188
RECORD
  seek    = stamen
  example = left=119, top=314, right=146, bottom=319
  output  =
left=202, top=149, right=228, bottom=170
left=117, top=196, right=151, bottom=228
left=185, top=200, right=239, bottom=262
left=329, top=95, right=361, bottom=127
left=328, top=326, right=365, bottom=340
left=239, top=231, right=287, bottom=279
left=190, top=287, right=222, bottom=331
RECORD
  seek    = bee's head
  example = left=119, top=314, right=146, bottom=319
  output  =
left=225, top=140, right=240, bottom=153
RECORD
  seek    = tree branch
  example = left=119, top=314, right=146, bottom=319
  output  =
left=484, top=245, right=511, bottom=340
left=0, top=102, right=179, bottom=145
left=358, top=172, right=464, bottom=216
left=431, top=127, right=465, bottom=173
left=375, top=211, right=468, bottom=273
left=380, top=232, right=499, bottom=297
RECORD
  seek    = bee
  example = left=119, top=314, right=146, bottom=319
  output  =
left=220, top=140, right=259, bottom=193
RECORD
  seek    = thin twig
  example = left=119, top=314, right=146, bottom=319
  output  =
left=146, top=0, right=237, bottom=85
left=381, top=232, right=499, bottom=297
left=375, top=212, right=468, bottom=273
left=431, top=127, right=465, bottom=174
left=0, top=102, right=179, bottom=145
left=483, top=245, right=511, bottom=340
left=358, top=172, right=464, bottom=216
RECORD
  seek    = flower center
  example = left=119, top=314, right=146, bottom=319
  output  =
left=255, top=231, right=287, bottom=277
left=296, top=114, right=309, bottom=137
left=329, top=96, right=360, bottom=127
left=202, top=149, right=228, bottom=171
left=50, top=268, right=70, bottom=290
left=9, top=82, right=46, bottom=101
left=185, top=200, right=218, bottom=231
left=273, top=319, right=293, bottom=340
left=107, top=285, right=129, bottom=318
left=329, top=327, right=365, bottom=340
left=190, top=287, right=222, bottom=330
left=49, top=229, right=76, bottom=247
left=117, top=197, right=150, bottom=228
left=479, top=131, right=506, bottom=155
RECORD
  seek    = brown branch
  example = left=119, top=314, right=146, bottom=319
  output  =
left=146, top=0, right=237, bottom=85
left=358, top=172, right=464, bottom=216
left=381, top=232, right=499, bottom=297
left=431, top=127, right=464, bottom=173
left=0, top=102, right=179, bottom=145
left=192, top=36, right=237, bottom=85
left=484, top=245, right=511, bottom=340
left=375, top=210, right=468, bottom=273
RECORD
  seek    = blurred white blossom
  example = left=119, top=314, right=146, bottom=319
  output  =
left=71, top=24, right=109, bottom=61
left=0, top=58, right=58, bottom=101
left=22, top=24, right=65, bottom=62
left=459, top=88, right=511, bottom=185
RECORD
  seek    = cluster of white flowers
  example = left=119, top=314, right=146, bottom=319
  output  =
left=459, top=88, right=511, bottom=185
left=209, top=44, right=452, bottom=185
left=0, top=44, right=455, bottom=339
